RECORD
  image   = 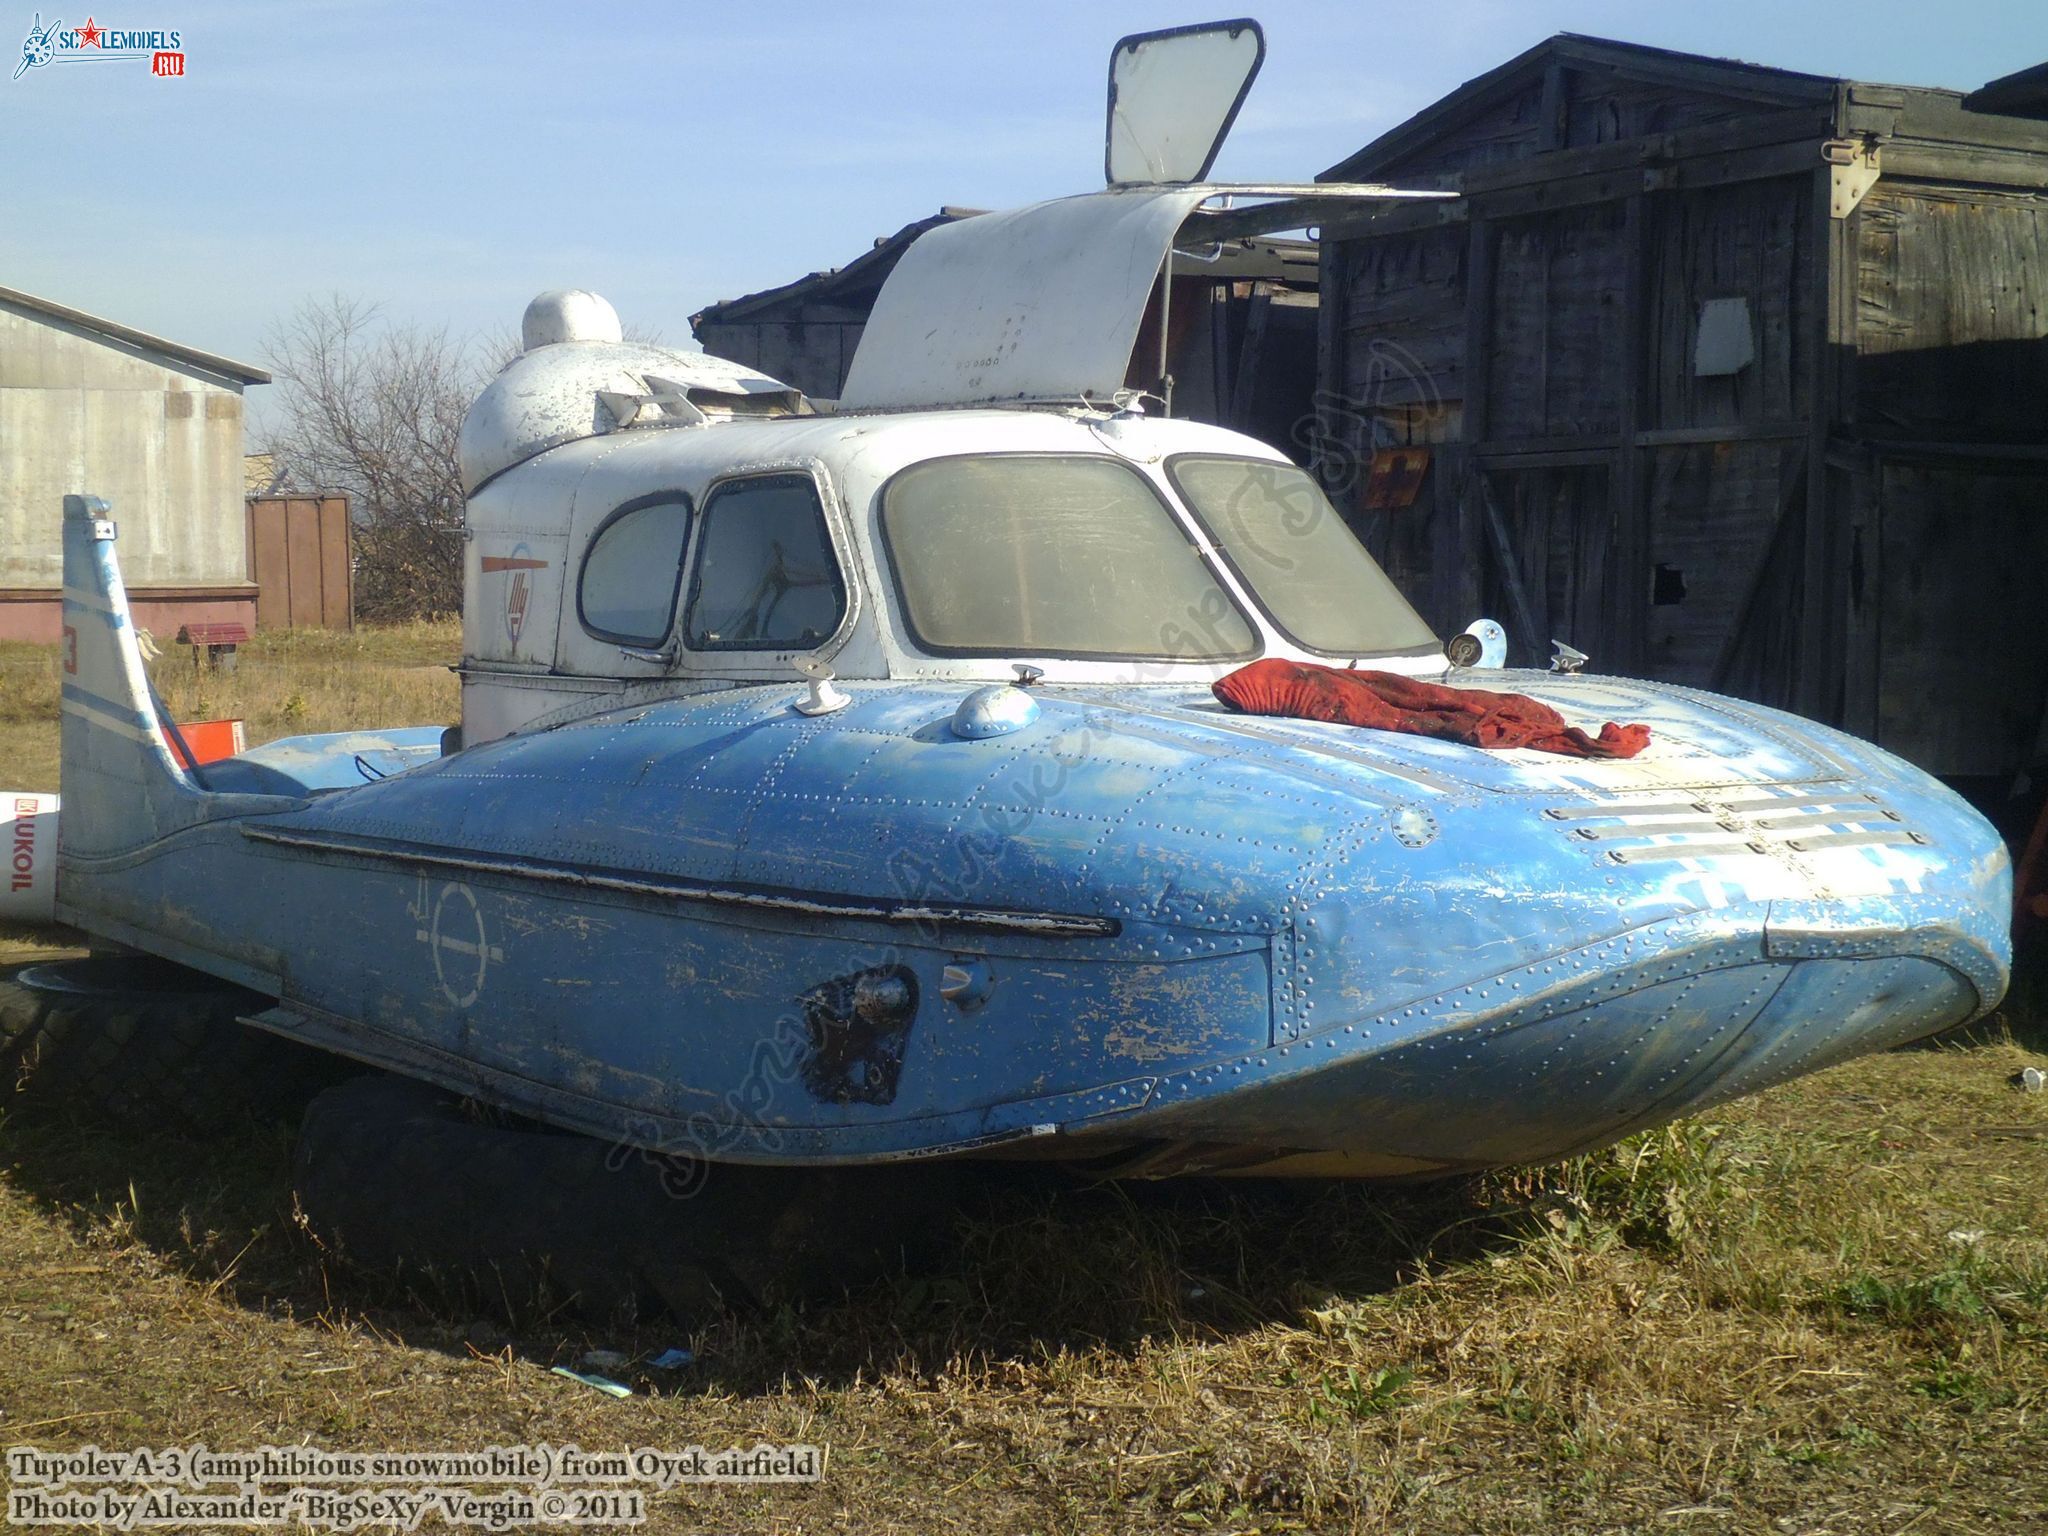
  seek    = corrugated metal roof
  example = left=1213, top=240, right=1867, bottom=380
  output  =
left=0, top=284, right=269, bottom=385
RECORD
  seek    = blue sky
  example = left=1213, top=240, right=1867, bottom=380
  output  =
left=1, top=0, right=2038, bottom=399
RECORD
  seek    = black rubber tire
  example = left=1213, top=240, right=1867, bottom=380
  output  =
left=294, top=1074, right=965, bottom=1323
left=0, top=955, right=352, bottom=1133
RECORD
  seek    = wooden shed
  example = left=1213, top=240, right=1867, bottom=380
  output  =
left=693, top=208, right=1322, bottom=451
left=1316, top=35, right=2048, bottom=783
left=692, top=209, right=970, bottom=404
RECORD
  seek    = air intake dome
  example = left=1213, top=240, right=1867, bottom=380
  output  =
left=520, top=289, right=623, bottom=349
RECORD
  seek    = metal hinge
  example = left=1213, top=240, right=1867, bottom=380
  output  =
left=1823, top=139, right=1881, bottom=219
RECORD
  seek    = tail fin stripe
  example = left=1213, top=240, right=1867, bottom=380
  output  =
left=58, top=492, right=210, bottom=864
left=59, top=680, right=154, bottom=736
left=62, top=591, right=125, bottom=623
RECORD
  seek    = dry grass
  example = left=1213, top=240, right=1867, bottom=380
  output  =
left=0, top=622, right=458, bottom=957
left=2, top=629, right=2046, bottom=1530
left=0, top=1022, right=2043, bottom=1533
left=0, top=620, right=460, bottom=794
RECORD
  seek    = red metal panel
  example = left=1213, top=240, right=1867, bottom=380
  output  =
left=318, top=495, right=353, bottom=630
left=249, top=498, right=292, bottom=630
left=247, top=494, right=354, bottom=630
left=167, top=718, right=246, bottom=768
left=285, top=497, right=323, bottom=628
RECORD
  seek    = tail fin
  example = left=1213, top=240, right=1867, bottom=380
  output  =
left=59, top=494, right=209, bottom=858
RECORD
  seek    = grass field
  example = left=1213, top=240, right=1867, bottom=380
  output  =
left=0, top=620, right=460, bottom=796
left=2, top=630, right=2046, bottom=1533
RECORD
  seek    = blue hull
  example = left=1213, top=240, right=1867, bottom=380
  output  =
left=58, top=673, right=2009, bottom=1179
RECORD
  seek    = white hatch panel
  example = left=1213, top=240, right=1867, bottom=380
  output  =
left=838, top=188, right=1207, bottom=412
left=1105, top=19, right=1266, bottom=186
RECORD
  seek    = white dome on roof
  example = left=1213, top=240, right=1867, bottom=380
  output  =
left=521, top=289, right=623, bottom=349
left=458, top=338, right=806, bottom=493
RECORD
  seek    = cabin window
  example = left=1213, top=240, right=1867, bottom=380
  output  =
left=1166, top=455, right=1441, bottom=657
left=683, top=473, right=846, bottom=651
left=578, top=494, right=693, bottom=647
left=879, top=455, right=1258, bottom=661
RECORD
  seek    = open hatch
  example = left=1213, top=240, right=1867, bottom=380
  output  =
left=838, top=19, right=1455, bottom=412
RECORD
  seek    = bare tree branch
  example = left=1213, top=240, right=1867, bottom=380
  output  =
left=257, top=296, right=481, bottom=622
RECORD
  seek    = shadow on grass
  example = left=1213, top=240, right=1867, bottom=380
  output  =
left=0, top=1091, right=1531, bottom=1396
left=7, top=982, right=2045, bottom=1400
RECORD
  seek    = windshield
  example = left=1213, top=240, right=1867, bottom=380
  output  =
left=880, top=454, right=1259, bottom=661
left=1167, top=455, right=1440, bottom=656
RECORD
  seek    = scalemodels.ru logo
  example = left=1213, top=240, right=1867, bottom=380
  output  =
left=14, top=12, right=185, bottom=80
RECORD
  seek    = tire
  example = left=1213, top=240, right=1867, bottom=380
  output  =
left=294, top=1074, right=966, bottom=1322
left=0, top=955, right=352, bottom=1133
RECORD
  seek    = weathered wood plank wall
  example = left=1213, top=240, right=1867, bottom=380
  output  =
left=1321, top=38, right=2048, bottom=776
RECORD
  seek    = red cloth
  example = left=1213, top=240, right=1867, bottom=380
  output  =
left=1213, top=659, right=1651, bottom=760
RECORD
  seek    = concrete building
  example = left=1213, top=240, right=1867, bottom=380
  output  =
left=0, top=285, right=267, bottom=643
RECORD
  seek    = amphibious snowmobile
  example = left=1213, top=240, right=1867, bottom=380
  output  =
left=46, top=21, right=2008, bottom=1179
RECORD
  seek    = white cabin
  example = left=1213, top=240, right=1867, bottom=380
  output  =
left=456, top=293, right=1445, bottom=747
